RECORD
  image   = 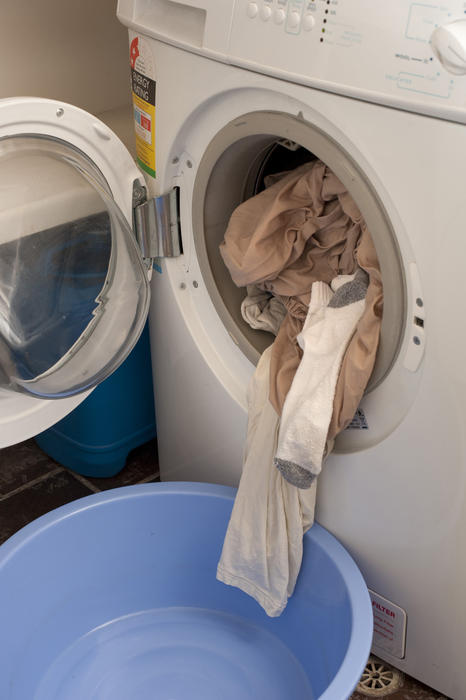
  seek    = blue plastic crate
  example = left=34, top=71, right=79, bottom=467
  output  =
left=35, top=323, right=156, bottom=477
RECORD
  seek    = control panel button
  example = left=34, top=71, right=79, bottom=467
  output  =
left=288, top=10, right=301, bottom=29
left=431, top=20, right=466, bottom=74
left=303, top=14, right=315, bottom=31
left=247, top=2, right=258, bottom=18
left=275, top=8, right=286, bottom=24
left=261, top=4, right=273, bottom=20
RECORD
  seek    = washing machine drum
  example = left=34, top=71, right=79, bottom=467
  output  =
left=0, top=134, right=150, bottom=400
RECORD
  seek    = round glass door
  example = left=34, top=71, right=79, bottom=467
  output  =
left=0, top=135, right=150, bottom=398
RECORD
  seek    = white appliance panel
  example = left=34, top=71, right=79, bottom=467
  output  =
left=119, top=0, right=466, bottom=122
left=229, top=0, right=466, bottom=121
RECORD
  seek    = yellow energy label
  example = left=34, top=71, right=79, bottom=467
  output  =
left=130, top=36, right=156, bottom=178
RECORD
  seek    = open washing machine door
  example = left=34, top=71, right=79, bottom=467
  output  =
left=0, top=97, right=174, bottom=448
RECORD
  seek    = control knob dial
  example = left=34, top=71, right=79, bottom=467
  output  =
left=431, top=20, right=466, bottom=75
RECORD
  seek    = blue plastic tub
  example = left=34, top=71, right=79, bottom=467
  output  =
left=35, top=323, right=156, bottom=477
left=0, top=483, right=372, bottom=699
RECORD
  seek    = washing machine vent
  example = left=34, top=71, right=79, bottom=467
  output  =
left=356, top=656, right=404, bottom=696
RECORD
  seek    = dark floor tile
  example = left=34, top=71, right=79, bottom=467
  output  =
left=0, top=439, right=60, bottom=496
left=0, top=470, right=94, bottom=544
left=83, top=438, right=159, bottom=491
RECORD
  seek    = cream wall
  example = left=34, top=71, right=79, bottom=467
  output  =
left=0, top=0, right=131, bottom=115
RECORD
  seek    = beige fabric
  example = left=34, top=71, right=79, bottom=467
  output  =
left=220, top=160, right=383, bottom=439
left=217, top=345, right=317, bottom=616
left=328, top=221, right=383, bottom=442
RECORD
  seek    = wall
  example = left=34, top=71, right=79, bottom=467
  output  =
left=0, top=0, right=131, bottom=115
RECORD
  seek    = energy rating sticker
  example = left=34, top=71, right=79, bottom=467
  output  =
left=130, top=36, right=156, bottom=178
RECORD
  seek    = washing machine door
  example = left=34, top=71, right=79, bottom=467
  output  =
left=0, top=97, right=151, bottom=448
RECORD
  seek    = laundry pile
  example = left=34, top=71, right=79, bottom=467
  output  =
left=216, top=160, right=383, bottom=616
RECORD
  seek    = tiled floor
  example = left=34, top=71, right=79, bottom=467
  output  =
left=0, top=440, right=451, bottom=699
left=0, top=438, right=159, bottom=545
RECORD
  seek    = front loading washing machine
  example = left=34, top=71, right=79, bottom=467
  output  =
left=0, top=0, right=466, bottom=697
left=116, top=2, right=466, bottom=697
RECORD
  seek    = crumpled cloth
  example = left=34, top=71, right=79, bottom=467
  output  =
left=240, top=284, right=287, bottom=335
left=216, top=345, right=317, bottom=616
left=219, top=160, right=383, bottom=440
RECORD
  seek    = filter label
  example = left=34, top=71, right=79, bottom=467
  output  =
left=369, top=589, right=407, bottom=659
left=130, top=36, right=156, bottom=178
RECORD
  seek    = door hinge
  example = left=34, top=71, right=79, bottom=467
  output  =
left=133, top=185, right=182, bottom=265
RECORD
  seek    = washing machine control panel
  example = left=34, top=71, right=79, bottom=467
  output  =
left=228, top=0, right=466, bottom=122
left=244, top=0, right=316, bottom=33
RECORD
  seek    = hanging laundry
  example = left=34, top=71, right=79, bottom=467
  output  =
left=217, top=272, right=369, bottom=613
left=217, top=158, right=383, bottom=616
left=216, top=345, right=317, bottom=617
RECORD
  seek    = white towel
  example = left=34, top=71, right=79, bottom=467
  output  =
left=217, top=345, right=317, bottom=617
left=274, top=270, right=369, bottom=488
